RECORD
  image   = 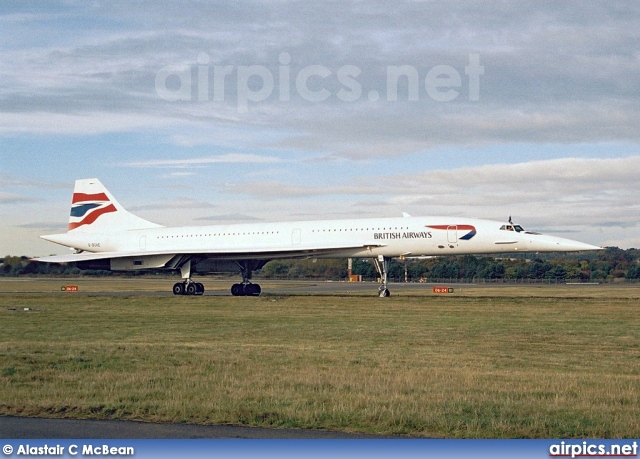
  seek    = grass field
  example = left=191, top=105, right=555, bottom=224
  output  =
left=1, top=279, right=639, bottom=438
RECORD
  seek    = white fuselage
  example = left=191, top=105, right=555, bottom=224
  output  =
left=45, top=216, right=599, bottom=260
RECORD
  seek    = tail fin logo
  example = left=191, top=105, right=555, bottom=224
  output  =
left=68, top=192, right=117, bottom=231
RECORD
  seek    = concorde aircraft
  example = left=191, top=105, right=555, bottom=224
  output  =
left=35, top=178, right=601, bottom=297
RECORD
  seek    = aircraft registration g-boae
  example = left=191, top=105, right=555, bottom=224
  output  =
left=36, top=178, right=601, bottom=297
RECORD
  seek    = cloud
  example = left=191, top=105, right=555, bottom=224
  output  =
left=221, top=181, right=383, bottom=198
left=195, top=213, right=262, bottom=222
left=128, top=198, right=216, bottom=211
left=0, top=174, right=68, bottom=190
left=396, top=156, right=640, bottom=191
left=223, top=156, right=640, bottom=198
left=0, top=111, right=179, bottom=135
left=218, top=156, right=640, bottom=230
left=0, top=12, right=70, bottom=24
left=2, top=1, right=640, bottom=158
left=15, top=221, right=67, bottom=231
left=159, top=172, right=198, bottom=178
left=123, top=154, right=284, bottom=168
left=0, top=192, right=39, bottom=205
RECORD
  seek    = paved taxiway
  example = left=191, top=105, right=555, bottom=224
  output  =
left=1, top=279, right=477, bottom=296
left=1, top=278, right=621, bottom=298
left=0, top=416, right=381, bottom=439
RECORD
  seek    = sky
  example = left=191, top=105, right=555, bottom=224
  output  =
left=1, top=0, right=640, bottom=257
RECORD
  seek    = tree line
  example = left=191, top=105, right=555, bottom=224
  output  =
left=3, top=247, right=640, bottom=281
left=259, top=247, right=640, bottom=282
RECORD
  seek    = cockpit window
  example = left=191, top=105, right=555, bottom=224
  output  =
left=500, top=224, right=525, bottom=232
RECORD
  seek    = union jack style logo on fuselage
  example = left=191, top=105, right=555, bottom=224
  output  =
left=427, top=225, right=477, bottom=240
left=68, top=192, right=117, bottom=230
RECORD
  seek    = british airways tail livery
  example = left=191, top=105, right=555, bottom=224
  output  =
left=36, top=178, right=601, bottom=297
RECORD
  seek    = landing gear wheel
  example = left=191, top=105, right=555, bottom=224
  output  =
left=245, top=283, right=261, bottom=296
left=173, top=281, right=204, bottom=295
left=186, top=283, right=198, bottom=295
left=230, top=260, right=266, bottom=297
left=231, top=283, right=261, bottom=296
left=231, top=283, right=244, bottom=296
left=373, top=256, right=392, bottom=298
left=173, top=283, right=185, bottom=295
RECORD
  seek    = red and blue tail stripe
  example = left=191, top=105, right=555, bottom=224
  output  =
left=68, top=192, right=116, bottom=230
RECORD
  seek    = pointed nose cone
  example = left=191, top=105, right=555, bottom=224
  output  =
left=529, top=234, right=602, bottom=252
left=556, top=240, right=602, bottom=251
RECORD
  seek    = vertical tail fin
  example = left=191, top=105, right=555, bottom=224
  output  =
left=68, top=178, right=162, bottom=232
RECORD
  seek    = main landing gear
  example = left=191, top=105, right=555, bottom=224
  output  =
left=231, top=283, right=261, bottom=296
left=231, top=260, right=262, bottom=296
left=173, top=281, right=205, bottom=296
left=172, top=259, right=205, bottom=296
left=373, top=255, right=391, bottom=297
left=170, top=259, right=266, bottom=297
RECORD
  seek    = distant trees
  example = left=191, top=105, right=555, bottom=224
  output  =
left=1, top=255, right=82, bottom=276
left=259, top=259, right=348, bottom=280
left=257, top=248, right=640, bottom=282
left=626, top=265, right=640, bottom=279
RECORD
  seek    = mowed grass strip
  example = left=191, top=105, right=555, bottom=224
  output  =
left=1, top=287, right=639, bottom=437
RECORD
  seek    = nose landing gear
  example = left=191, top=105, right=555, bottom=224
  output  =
left=374, top=255, right=391, bottom=297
